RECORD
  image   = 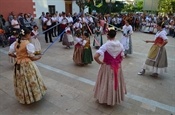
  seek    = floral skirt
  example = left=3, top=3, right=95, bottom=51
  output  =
left=94, top=64, right=127, bottom=106
left=14, top=61, right=47, bottom=104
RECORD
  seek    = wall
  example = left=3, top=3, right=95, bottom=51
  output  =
left=33, top=0, right=65, bottom=18
left=0, top=0, right=35, bottom=20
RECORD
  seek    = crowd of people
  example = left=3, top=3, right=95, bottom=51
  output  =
left=0, top=11, right=170, bottom=106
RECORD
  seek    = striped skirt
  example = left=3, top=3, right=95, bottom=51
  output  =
left=94, top=64, right=127, bottom=106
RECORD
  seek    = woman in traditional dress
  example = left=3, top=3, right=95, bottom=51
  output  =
left=62, top=27, right=74, bottom=49
left=30, top=25, right=41, bottom=55
left=8, top=28, right=47, bottom=104
left=93, top=22, right=103, bottom=49
left=82, top=32, right=93, bottom=65
left=120, top=20, right=133, bottom=56
left=94, top=29, right=127, bottom=106
left=73, top=30, right=84, bottom=65
left=138, top=22, right=168, bottom=77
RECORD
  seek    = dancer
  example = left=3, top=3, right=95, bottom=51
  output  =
left=82, top=32, right=93, bottom=65
left=73, top=30, right=83, bottom=65
left=94, top=29, right=126, bottom=106
left=30, top=25, right=41, bottom=55
left=8, top=28, right=47, bottom=104
left=120, top=19, right=133, bottom=56
left=62, top=27, right=74, bottom=49
left=93, top=21, right=103, bottom=49
left=138, top=22, right=168, bottom=77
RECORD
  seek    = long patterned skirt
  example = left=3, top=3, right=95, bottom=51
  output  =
left=94, top=64, right=127, bottom=106
left=14, top=61, right=47, bottom=104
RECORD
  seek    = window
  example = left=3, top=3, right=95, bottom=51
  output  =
left=48, top=5, right=55, bottom=15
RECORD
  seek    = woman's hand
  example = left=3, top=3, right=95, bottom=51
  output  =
left=8, top=53, right=16, bottom=58
left=94, top=53, right=104, bottom=65
left=30, top=55, right=42, bottom=61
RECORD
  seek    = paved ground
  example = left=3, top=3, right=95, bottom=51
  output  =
left=0, top=31, right=175, bottom=115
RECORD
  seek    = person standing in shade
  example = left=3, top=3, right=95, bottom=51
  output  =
left=43, top=12, right=53, bottom=43
left=8, top=28, right=47, bottom=104
left=120, top=19, right=133, bottom=56
left=93, top=21, right=103, bottom=49
left=94, top=29, right=126, bottom=106
left=138, top=22, right=168, bottom=78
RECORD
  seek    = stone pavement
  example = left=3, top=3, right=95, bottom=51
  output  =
left=0, top=31, right=175, bottom=115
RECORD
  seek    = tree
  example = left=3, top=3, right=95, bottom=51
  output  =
left=122, top=0, right=143, bottom=12
left=76, top=0, right=91, bottom=12
left=158, top=0, right=175, bottom=14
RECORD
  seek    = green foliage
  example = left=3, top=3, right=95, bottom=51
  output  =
left=122, top=0, right=143, bottom=12
left=84, top=0, right=124, bottom=14
left=158, top=0, right=175, bottom=14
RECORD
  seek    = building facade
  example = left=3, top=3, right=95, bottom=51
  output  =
left=0, top=0, right=81, bottom=20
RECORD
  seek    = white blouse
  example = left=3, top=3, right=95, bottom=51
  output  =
left=9, top=41, right=35, bottom=56
left=123, top=25, right=133, bottom=35
left=75, top=37, right=83, bottom=44
left=155, top=30, right=168, bottom=40
left=96, top=40, right=125, bottom=58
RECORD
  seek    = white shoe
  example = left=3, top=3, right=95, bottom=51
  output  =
left=138, top=69, right=145, bottom=75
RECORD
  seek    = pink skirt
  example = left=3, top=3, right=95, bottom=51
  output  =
left=94, top=64, right=127, bottom=106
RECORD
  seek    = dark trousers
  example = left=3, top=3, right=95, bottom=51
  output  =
left=45, top=25, right=53, bottom=43
left=52, top=22, right=57, bottom=37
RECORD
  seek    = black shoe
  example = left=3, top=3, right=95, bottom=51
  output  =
left=150, top=73, right=158, bottom=77
left=50, top=41, right=53, bottom=43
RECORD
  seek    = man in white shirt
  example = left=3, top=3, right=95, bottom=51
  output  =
left=43, top=12, right=53, bottom=43
left=11, top=15, right=20, bottom=32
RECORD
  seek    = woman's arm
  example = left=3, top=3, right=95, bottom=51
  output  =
left=145, top=40, right=155, bottom=43
left=94, top=53, right=104, bottom=65
left=30, top=55, right=42, bottom=61
left=8, top=53, right=16, bottom=58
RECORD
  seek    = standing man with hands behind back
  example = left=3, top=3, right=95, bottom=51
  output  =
left=43, top=12, right=53, bottom=43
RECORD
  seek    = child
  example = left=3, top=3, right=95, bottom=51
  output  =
left=8, top=30, right=18, bottom=45
left=82, top=32, right=93, bottom=65
left=30, top=25, right=41, bottom=55
left=8, top=28, right=47, bottom=104
left=73, top=30, right=84, bottom=65
left=93, top=22, right=103, bottom=49
left=8, top=30, right=18, bottom=63
left=62, top=27, right=74, bottom=49
left=120, top=19, right=133, bottom=56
